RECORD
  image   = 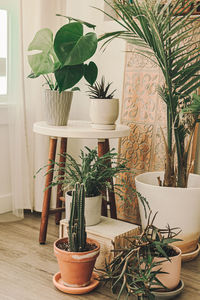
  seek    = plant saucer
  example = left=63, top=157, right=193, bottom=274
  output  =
left=53, top=272, right=99, bottom=295
left=152, top=280, right=184, bottom=299
left=181, top=244, right=200, bottom=262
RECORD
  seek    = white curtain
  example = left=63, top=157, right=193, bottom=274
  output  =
left=7, top=0, right=66, bottom=218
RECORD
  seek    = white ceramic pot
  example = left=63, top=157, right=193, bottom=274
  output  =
left=65, top=192, right=102, bottom=226
left=89, top=98, right=119, bottom=130
left=135, top=171, right=200, bottom=254
left=44, top=90, right=73, bottom=126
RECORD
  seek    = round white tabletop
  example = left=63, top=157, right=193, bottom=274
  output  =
left=33, top=120, right=130, bottom=139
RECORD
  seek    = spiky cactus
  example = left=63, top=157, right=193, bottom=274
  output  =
left=68, top=183, right=87, bottom=252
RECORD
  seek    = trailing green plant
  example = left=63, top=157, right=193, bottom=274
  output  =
left=35, top=146, right=150, bottom=217
left=97, top=0, right=200, bottom=188
left=87, top=76, right=116, bottom=99
left=68, top=182, right=87, bottom=252
left=44, top=147, right=130, bottom=196
left=28, top=17, right=98, bottom=92
left=97, top=211, right=182, bottom=300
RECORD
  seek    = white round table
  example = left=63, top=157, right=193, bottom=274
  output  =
left=33, top=120, right=130, bottom=139
left=33, top=120, right=130, bottom=244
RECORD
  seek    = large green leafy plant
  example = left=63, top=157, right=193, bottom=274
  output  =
left=98, top=0, right=200, bottom=187
left=28, top=17, right=98, bottom=92
left=98, top=212, right=181, bottom=300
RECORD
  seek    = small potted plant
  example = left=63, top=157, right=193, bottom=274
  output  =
left=48, top=146, right=132, bottom=226
left=53, top=182, right=100, bottom=291
left=28, top=17, right=98, bottom=126
left=87, top=76, right=119, bottom=130
left=98, top=212, right=182, bottom=300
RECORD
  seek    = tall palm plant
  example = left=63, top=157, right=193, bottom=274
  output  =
left=98, top=0, right=200, bottom=187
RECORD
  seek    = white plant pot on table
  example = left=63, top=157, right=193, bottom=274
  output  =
left=65, top=192, right=102, bottom=226
left=89, top=98, right=119, bottom=130
left=135, top=171, right=200, bottom=259
left=44, top=89, right=73, bottom=126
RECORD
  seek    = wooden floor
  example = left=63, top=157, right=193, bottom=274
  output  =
left=0, top=212, right=200, bottom=300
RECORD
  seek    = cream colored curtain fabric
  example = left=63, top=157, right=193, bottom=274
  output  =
left=8, top=0, right=66, bottom=217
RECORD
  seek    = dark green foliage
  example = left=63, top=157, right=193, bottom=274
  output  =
left=68, top=182, right=86, bottom=252
left=98, top=0, right=200, bottom=187
left=182, top=93, right=200, bottom=115
left=87, top=76, right=116, bottom=99
left=35, top=146, right=150, bottom=216
left=47, top=147, right=132, bottom=197
left=98, top=212, right=182, bottom=300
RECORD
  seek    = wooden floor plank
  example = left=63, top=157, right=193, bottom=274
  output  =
left=0, top=212, right=199, bottom=300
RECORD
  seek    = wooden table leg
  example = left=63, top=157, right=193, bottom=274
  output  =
left=55, top=137, right=68, bottom=225
left=39, top=137, right=57, bottom=244
left=98, top=139, right=117, bottom=219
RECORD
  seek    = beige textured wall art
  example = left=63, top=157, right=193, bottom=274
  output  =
left=116, top=43, right=166, bottom=224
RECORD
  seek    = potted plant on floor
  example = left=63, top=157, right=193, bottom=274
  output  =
left=87, top=76, right=119, bottom=130
left=48, top=146, right=133, bottom=226
left=53, top=182, right=100, bottom=293
left=98, top=212, right=183, bottom=300
left=97, top=0, right=200, bottom=257
left=28, top=18, right=98, bottom=126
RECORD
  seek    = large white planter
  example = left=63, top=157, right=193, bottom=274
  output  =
left=89, top=98, right=119, bottom=130
left=44, top=90, right=73, bottom=126
left=65, top=192, right=102, bottom=226
left=135, top=171, right=200, bottom=255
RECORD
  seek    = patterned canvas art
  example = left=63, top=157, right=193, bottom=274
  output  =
left=116, top=43, right=167, bottom=224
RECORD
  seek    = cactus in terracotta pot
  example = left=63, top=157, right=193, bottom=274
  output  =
left=68, top=182, right=87, bottom=252
left=54, top=182, right=100, bottom=288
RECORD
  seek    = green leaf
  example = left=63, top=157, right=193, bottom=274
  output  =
left=28, top=52, right=55, bottom=75
left=56, top=14, right=96, bottom=29
left=28, top=28, right=53, bottom=52
left=71, top=87, right=80, bottom=92
left=27, top=28, right=59, bottom=76
left=154, top=243, right=169, bottom=260
left=27, top=72, right=40, bottom=79
left=55, top=64, right=84, bottom=92
left=54, top=22, right=97, bottom=66
left=84, top=61, right=98, bottom=85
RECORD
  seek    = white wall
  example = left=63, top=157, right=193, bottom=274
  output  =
left=67, top=0, right=126, bottom=159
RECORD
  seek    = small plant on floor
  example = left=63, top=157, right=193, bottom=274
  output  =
left=87, top=76, right=116, bottom=99
left=97, top=212, right=182, bottom=300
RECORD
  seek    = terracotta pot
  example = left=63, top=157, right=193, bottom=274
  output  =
left=65, top=191, right=102, bottom=226
left=89, top=98, right=119, bottom=130
left=44, top=89, right=73, bottom=126
left=135, top=171, right=200, bottom=255
left=153, top=245, right=182, bottom=290
left=54, top=237, right=100, bottom=287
